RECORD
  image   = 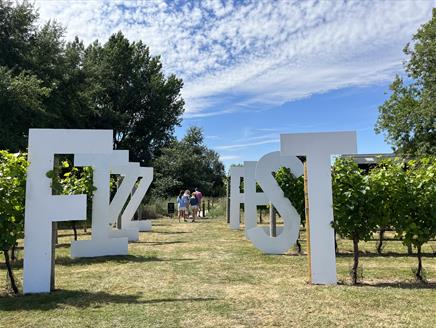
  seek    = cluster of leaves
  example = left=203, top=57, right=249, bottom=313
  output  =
left=153, top=127, right=226, bottom=198
left=0, top=150, right=27, bottom=294
left=376, top=9, right=435, bottom=156
left=0, top=151, right=28, bottom=253
left=331, top=156, right=436, bottom=283
left=275, top=166, right=305, bottom=225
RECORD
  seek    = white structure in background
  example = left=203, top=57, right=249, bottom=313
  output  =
left=110, top=166, right=154, bottom=241
left=23, top=129, right=154, bottom=294
left=229, top=166, right=244, bottom=230
left=228, top=131, right=357, bottom=285
left=23, top=129, right=113, bottom=294
left=70, top=150, right=130, bottom=258
left=281, top=132, right=357, bottom=285
left=242, top=161, right=268, bottom=237
left=245, top=151, right=303, bottom=254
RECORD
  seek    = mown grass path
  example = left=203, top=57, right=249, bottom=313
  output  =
left=1, top=218, right=435, bottom=327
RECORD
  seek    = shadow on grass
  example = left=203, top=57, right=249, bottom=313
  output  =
left=336, top=251, right=435, bottom=258
left=133, top=241, right=186, bottom=246
left=58, top=232, right=91, bottom=238
left=0, top=255, right=194, bottom=270
left=338, top=281, right=436, bottom=290
left=151, top=230, right=192, bottom=235
left=0, top=289, right=218, bottom=311
left=56, top=255, right=195, bottom=266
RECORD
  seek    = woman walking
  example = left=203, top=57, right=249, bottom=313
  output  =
left=180, top=190, right=191, bottom=222
left=189, top=192, right=199, bottom=222
left=176, top=190, right=187, bottom=222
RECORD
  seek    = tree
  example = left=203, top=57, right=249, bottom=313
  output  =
left=367, top=158, right=408, bottom=254
left=153, top=126, right=226, bottom=197
left=82, top=32, right=185, bottom=165
left=0, top=2, right=185, bottom=165
left=331, top=157, right=376, bottom=284
left=376, top=10, right=436, bottom=156
left=0, top=67, right=50, bottom=151
left=395, top=157, right=436, bottom=281
left=0, top=150, right=28, bottom=294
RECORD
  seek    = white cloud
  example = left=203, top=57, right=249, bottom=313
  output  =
left=34, top=0, right=434, bottom=116
left=215, top=138, right=280, bottom=151
left=219, top=155, right=240, bottom=161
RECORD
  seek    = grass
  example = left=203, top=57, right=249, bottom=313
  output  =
left=1, top=217, right=435, bottom=328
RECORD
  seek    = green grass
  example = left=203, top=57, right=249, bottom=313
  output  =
left=1, top=218, right=435, bottom=327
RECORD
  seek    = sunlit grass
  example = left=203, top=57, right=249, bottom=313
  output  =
left=1, top=217, right=435, bottom=327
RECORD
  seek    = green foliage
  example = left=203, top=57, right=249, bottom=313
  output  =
left=0, top=150, right=28, bottom=252
left=376, top=10, right=436, bottom=156
left=0, top=2, right=185, bottom=166
left=153, top=126, right=226, bottom=197
left=331, top=157, right=376, bottom=242
left=275, top=167, right=305, bottom=225
left=367, top=157, right=408, bottom=230
left=395, top=157, right=436, bottom=249
left=82, top=32, right=185, bottom=165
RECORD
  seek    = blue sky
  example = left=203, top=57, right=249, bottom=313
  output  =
left=35, top=0, right=435, bottom=169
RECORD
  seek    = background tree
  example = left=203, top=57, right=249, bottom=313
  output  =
left=0, top=2, right=185, bottom=165
left=0, top=150, right=27, bottom=294
left=82, top=32, right=185, bottom=165
left=331, top=157, right=376, bottom=284
left=153, top=126, right=225, bottom=197
left=376, top=9, right=435, bottom=156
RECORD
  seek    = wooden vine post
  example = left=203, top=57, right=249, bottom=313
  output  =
left=303, top=161, right=312, bottom=282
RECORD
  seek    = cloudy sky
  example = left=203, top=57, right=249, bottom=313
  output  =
left=35, top=0, right=434, bottom=168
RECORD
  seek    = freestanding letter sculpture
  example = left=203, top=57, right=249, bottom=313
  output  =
left=23, top=129, right=113, bottom=294
left=245, top=151, right=303, bottom=254
left=70, top=150, right=130, bottom=258
left=280, top=132, right=357, bottom=284
left=229, top=166, right=244, bottom=230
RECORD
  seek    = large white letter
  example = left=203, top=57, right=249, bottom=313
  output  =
left=243, top=161, right=268, bottom=238
left=246, top=152, right=303, bottom=254
left=70, top=151, right=129, bottom=258
left=23, top=129, right=113, bottom=294
left=229, top=166, right=244, bottom=230
left=280, top=132, right=357, bottom=284
left=119, top=167, right=153, bottom=233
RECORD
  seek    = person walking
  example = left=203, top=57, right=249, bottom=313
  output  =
left=193, top=187, right=203, bottom=217
left=189, top=192, right=199, bottom=222
left=181, top=190, right=191, bottom=222
left=176, top=190, right=185, bottom=222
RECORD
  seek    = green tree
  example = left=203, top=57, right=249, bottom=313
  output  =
left=331, top=157, right=376, bottom=284
left=0, top=2, right=185, bottom=165
left=376, top=10, right=436, bottom=156
left=0, top=150, right=28, bottom=294
left=396, top=157, right=436, bottom=281
left=0, top=67, right=50, bottom=151
left=367, top=158, right=408, bottom=254
left=82, top=32, right=185, bottom=165
left=153, top=126, right=225, bottom=197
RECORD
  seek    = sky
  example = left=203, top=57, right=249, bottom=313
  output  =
left=35, top=0, right=435, bottom=169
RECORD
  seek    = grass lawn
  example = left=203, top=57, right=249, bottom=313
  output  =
left=1, top=217, right=435, bottom=327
